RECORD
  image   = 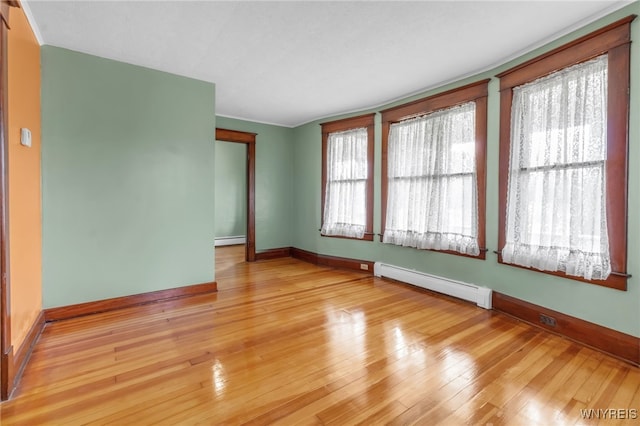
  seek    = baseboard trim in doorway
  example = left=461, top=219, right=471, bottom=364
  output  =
left=2, top=310, right=46, bottom=400
left=215, top=236, right=246, bottom=247
left=44, top=281, right=218, bottom=322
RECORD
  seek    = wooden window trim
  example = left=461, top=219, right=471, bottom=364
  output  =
left=380, top=79, right=489, bottom=260
left=320, top=113, right=375, bottom=242
left=496, top=15, right=636, bottom=291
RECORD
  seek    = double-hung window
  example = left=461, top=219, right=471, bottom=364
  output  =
left=321, top=113, right=374, bottom=240
left=381, top=81, right=489, bottom=258
left=497, top=16, right=633, bottom=290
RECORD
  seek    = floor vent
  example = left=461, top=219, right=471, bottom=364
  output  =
left=374, top=262, right=492, bottom=309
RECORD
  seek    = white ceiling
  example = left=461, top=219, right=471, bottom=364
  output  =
left=24, top=0, right=631, bottom=127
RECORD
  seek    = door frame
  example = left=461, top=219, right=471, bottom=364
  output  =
left=215, top=128, right=256, bottom=262
left=0, top=0, right=19, bottom=401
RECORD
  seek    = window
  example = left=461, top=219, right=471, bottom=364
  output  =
left=497, top=16, right=634, bottom=290
left=321, top=113, right=374, bottom=240
left=381, top=80, right=489, bottom=258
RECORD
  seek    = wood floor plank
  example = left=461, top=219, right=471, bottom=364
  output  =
left=1, top=244, right=638, bottom=425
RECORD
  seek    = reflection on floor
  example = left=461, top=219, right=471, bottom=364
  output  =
left=1, top=248, right=638, bottom=424
left=215, top=244, right=246, bottom=279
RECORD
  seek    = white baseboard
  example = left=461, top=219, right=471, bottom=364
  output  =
left=215, top=236, right=246, bottom=247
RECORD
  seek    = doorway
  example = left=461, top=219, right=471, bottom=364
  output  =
left=215, top=128, right=256, bottom=262
left=215, top=140, right=247, bottom=246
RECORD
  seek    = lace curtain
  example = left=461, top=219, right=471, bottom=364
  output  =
left=383, top=102, right=479, bottom=255
left=503, top=55, right=610, bottom=280
left=321, top=127, right=368, bottom=238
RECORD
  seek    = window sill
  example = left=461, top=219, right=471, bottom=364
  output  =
left=496, top=257, right=628, bottom=291
left=379, top=237, right=487, bottom=260
left=319, top=231, right=374, bottom=242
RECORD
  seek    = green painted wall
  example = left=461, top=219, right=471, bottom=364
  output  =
left=291, top=3, right=640, bottom=337
left=215, top=140, right=247, bottom=238
left=41, top=46, right=216, bottom=308
left=215, top=116, right=293, bottom=251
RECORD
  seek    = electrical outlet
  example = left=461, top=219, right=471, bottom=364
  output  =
left=360, top=264, right=369, bottom=271
left=539, top=313, right=557, bottom=327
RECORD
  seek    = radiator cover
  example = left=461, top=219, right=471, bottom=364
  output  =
left=374, top=262, right=492, bottom=309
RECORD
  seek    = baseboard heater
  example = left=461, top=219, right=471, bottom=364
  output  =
left=214, top=236, right=246, bottom=247
left=373, top=262, right=492, bottom=309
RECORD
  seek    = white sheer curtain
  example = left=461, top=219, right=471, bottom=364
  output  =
left=321, top=127, right=368, bottom=238
left=383, top=102, right=479, bottom=255
left=503, top=55, right=610, bottom=280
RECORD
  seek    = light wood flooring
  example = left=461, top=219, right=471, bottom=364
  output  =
left=1, top=245, right=638, bottom=425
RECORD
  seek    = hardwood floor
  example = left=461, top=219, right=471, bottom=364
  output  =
left=1, top=245, right=638, bottom=425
